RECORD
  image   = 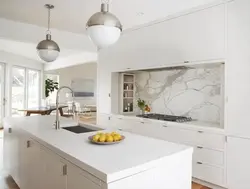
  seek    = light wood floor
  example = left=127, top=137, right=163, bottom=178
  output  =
left=0, top=128, right=210, bottom=189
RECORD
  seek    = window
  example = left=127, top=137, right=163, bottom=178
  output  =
left=28, top=70, right=40, bottom=108
left=11, top=67, right=41, bottom=116
left=45, top=74, right=59, bottom=104
left=12, top=67, right=25, bottom=116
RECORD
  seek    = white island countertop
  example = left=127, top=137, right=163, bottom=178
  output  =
left=3, top=115, right=192, bottom=183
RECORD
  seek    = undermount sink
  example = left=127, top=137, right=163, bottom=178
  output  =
left=63, top=124, right=99, bottom=134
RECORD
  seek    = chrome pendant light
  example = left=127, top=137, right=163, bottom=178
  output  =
left=37, top=4, right=60, bottom=62
left=86, top=1, right=122, bottom=49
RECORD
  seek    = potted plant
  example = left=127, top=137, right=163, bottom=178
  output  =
left=45, top=78, right=58, bottom=106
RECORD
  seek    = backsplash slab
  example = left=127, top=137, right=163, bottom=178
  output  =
left=135, top=66, right=223, bottom=123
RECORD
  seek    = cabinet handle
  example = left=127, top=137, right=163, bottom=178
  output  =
left=197, top=146, right=203, bottom=149
left=184, top=61, right=189, bottom=64
left=197, top=162, right=203, bottom=165
left=198, top=131, right=203, bottom=133
left=27, top=140, right=31, bottom=148
left=8, top=128, right=12, bottom=133
left=162, top=125, right=168, bottom=127
left=141, top=121, right=144, bottom=124
left=63, top=164, right=67, bottom=175
left=118, top=118, right=122, bottom=120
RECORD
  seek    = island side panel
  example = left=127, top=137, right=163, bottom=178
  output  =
left=105, top=149, right=192, bottom=189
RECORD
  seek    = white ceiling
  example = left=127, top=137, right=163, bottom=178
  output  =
left=0, top=0, right=219, bottom=33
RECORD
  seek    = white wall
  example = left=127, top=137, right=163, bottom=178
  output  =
left=51, top=62, right=97, bottom=106
left=0, top=51, right=44, bottom=116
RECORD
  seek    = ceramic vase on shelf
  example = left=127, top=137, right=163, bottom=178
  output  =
left=140, top=109, right=145, bottom=115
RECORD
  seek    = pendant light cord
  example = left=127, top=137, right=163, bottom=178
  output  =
left=47, top=7, right=51, bottom=35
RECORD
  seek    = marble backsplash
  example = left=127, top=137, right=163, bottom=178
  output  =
left=135, top=66, right=223, bottom=123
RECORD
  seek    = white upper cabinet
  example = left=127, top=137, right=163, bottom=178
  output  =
left=226, top=0, right=250, bottom=138
left=101, top=4, right=225, bottom=72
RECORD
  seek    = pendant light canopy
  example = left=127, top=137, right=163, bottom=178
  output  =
left=37, top=4, right=60, bottom=62
left=86, top=3, right=122, bottom=49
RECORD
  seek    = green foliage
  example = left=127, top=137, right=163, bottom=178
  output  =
left=45, top=79, right=58, bottom=98
left=137, top=98, right=146, bottom=110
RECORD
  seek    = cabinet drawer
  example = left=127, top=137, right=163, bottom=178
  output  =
left=193, top=147, right=224, bottom=166
left=193, top=162, right=224, bottom=187
left=160, top=126, right=196, bottom=144
left=196, top=132, right=225, bottom=150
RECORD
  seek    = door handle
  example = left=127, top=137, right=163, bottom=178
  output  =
left=27, top=140, right=31, bottom=148
left=8, top=128, right=12, bottom=133
left=3, top=98, right=7, bottom=106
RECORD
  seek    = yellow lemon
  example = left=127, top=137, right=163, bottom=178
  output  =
left=113, top=135, right=120, bottom=141
left=111, top=132, right=117, bottom=136
left=92, top=134, right=100, bottom=142
left=105, top=133, right=111, bottom=137
left=106, top=135, right=114, bottom=142
left=99, top=135, right=106, bottom=142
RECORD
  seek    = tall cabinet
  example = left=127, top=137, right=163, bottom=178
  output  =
left=226, top=0, right=250, bottom=188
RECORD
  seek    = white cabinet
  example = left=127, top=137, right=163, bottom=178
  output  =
left=97, top=113, right=112, bottom=128
left=20, top=138, right=43, bottom=189
left=3, top=125, right=21, bottom=186
left=193, top=162, right=224, bottom=187
left=100, top=4, right=225, bottom=72
left=226, top=0, right=250, bottom=139
left=66, top=163, right=101, bottom=189
left=97, top=60, right=112, bottom=114
left=40, top=146, right=67, bottom=189
left=227, top=137, right=250, bottom=189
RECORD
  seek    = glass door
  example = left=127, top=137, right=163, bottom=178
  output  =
left=27, top=70, right=40, bottom=108
left=0, top=63, right=5, bottom=124
left=11, top=67, right=25, bottom=116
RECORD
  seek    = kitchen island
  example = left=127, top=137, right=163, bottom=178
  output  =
left=3, top=115, right=193, bottom=189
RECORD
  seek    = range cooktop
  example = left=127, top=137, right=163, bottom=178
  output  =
left=136, top=113, right=192, bottom=123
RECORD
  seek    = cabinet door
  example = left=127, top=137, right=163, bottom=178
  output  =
left=110, top=116, right=135, bottom=131
left=97, top=60, right=111, bottom=114
left=20, top=138, right=43, bottom=189
left=67, top=163, right=101, bottom=189
left=227, top=137, right=250, bottom=189
left=100, top=4, right=225, bottom=71
left=20, top=138, right=66, bottom=189
left=226, top=0, right=250, bottom=138
left=40, top=147, right=66, bottom=189
left=97, top=113, right=111, bottom=128
left=3, top=126, right=21, bottom=186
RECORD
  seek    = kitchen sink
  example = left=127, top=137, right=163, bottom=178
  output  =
left=63, top=124, right=99, bottom=134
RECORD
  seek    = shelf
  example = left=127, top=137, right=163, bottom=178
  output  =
left=124, top=82, right=134, bottom=84
left=123, top=97, right=134, bottom=99
left=124, top=90, right=133, bottom=92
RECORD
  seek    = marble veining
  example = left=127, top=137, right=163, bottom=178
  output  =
left=135, top=66, right=223, bottom=123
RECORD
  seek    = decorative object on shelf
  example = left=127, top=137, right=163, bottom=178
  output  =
left=86, top=0, right=122, bottom=49
left=37, top=4, right=60, bottom=62
left=121, top=73, right=135, bottom=113
left=137, top=98, right=147, bottom=115
left=144, top=105, right=151, bottom=113
left=45, top=78, right=58, bottom=98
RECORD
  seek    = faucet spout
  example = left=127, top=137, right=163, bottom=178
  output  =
left=55, top=86, right=75, bottom=130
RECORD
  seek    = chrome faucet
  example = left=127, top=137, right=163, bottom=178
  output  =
left=55, top=86, right=75, bottom=130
